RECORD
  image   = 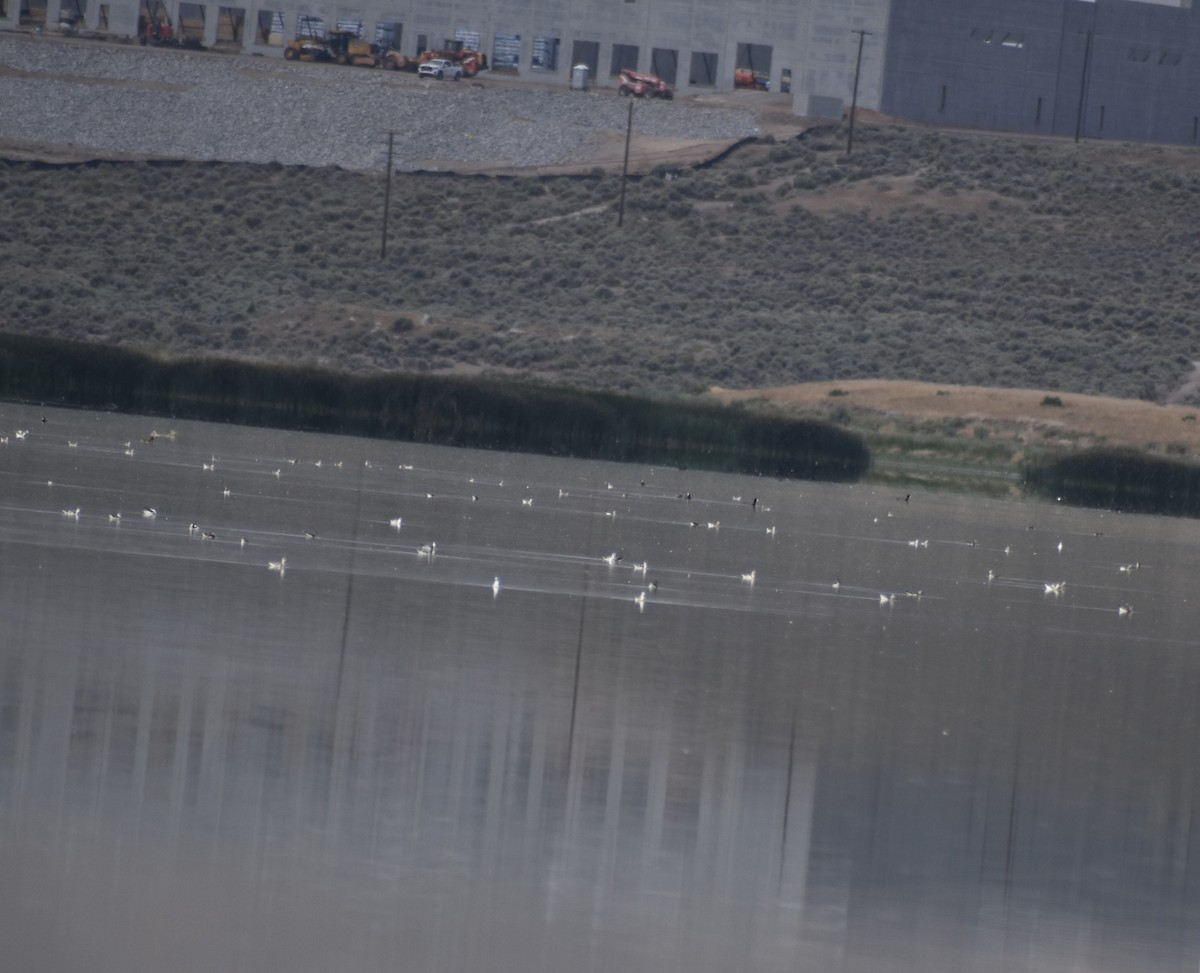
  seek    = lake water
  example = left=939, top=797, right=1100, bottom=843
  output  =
left=2, top=404, right=1199, bottom=973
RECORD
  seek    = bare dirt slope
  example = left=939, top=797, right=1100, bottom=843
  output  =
left=711, top=381, right=1200, bottom=453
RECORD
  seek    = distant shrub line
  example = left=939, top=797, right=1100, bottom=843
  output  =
left=1025, top=447, right=1200, bottom=517
left=0, top=334, right=869, bottom=481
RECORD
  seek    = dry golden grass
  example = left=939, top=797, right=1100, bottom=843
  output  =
left=711, top=380, right=1200, bottom=453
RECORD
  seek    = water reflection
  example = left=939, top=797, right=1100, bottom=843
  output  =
left=1, top=405, right=1199, bottom=971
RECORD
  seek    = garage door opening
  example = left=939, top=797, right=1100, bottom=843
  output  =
left=651, top=48, right=678, bottom=85
left=216, top=6, right=244, bottom=47
left=571, top=40, right=599, bottom=78
left=735, top=42, right=772, bottom=90
left=532, top=36, right=559, bottom=71
left=610, top=43, right=638, bottom=76
left=689, top=51, right=717, bottom=86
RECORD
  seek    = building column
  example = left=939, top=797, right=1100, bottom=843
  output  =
left=202, top=1, right=219, bottom=48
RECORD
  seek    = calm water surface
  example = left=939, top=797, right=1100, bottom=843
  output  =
left=2, top=405, right=1199, bottom=972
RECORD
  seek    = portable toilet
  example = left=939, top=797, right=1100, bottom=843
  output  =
left=570, top=63, right=589, bottom=90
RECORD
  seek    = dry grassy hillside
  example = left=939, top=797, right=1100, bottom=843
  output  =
left=714, top=379, right=1200, bottom=457
left=2, top=113, right=1199, bottom=454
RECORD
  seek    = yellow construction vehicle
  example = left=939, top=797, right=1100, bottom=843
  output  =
left=283, top=30, right=379, bottom=66
left=283, top=35, right=334, bottom=61
left=327, top=30, right=380, bottom=67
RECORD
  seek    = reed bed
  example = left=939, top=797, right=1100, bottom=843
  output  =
left=0, top=333, right=869, bottom=480
left=1024, top=447, right=1200, bottom=517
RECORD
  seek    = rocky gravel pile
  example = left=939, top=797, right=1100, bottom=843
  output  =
left=0, top=33, right=762, bottom=170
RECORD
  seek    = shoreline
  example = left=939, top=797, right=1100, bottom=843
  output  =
left=711, top=380, right=1200, bottom=500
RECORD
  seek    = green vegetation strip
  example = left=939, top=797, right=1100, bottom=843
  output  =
left=0, top=334, right=869, bottom=480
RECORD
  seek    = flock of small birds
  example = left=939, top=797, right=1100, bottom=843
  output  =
left=6, top=419, right=1146, bottom=620
left=11, top=419, right=779, bottom=614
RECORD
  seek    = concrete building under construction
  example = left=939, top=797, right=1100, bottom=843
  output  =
left=5, top=0, right=1200, bottom=145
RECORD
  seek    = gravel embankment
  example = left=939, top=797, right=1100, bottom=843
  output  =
left=0, top=33, right=762, bottom=170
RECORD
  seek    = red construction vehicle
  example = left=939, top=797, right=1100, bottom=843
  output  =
left=733, top=67, right=770, bottom=91
left=382, top=42, right=487, bottom=76
left=617, top=69, right=673, bottom=99
left=427, top=41, right=487, bottom=76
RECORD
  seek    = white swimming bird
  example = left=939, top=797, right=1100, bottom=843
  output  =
left=492, top=577, right=501, bottom=597
left=602, top=552, right=621, bottom=565
left=741, top=570, right=756, bottom=585
left=267, top=557, right=286, bottom=573
left=417, top=542, right=437, bottom=558
left=142, top=507, right=157, bottom=519
left=108, top=513, right=121, bottom=524
left=389, top=517, right=403, bottom=529
left=61, top=508, right=80, bottom=519
left=1044, top=581, right=1065, bottom=595
left=634, top=591, right=647, bottom=610
left=1118, top=604, right=1134, bottom=617
left=879, top=593, right=894, bottom=605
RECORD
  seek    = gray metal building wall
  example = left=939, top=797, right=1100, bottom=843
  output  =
left=882, top=0, right=1200, bottom=145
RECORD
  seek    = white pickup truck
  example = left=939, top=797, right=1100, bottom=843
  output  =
left=418, top=58, right=463, bottom=80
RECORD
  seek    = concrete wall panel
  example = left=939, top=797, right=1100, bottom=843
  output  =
left=4, top=0, right=893, bottom=107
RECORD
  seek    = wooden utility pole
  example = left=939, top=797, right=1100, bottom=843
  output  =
left=1074, top=30, right=1093, bottom=143
left=617, top=99, right=633, bottom=227
left=847, top=29, right=871, bottom=156
left=381, top=131, right=394, bottom=259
